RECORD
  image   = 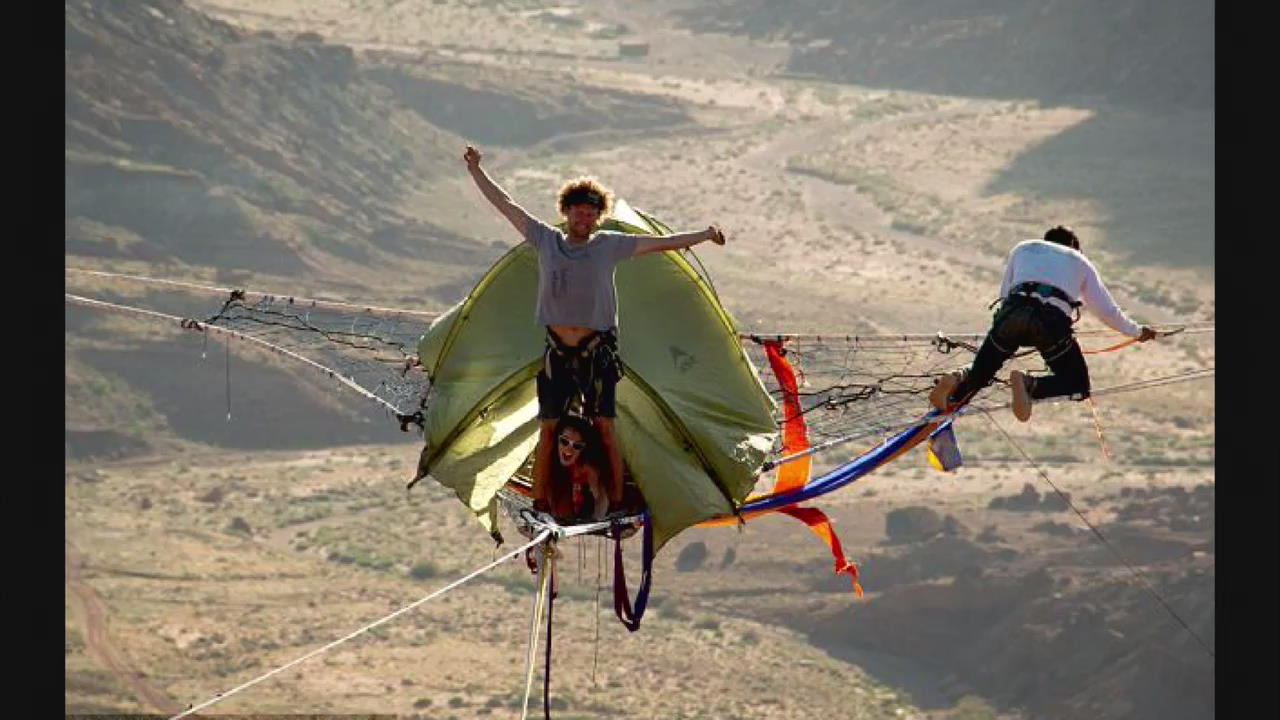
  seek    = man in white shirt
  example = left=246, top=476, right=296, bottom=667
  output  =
left=930, top=226, right=1156, bottom=421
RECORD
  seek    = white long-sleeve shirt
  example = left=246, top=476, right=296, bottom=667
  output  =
left=998, top=239, right=1142, bottom=337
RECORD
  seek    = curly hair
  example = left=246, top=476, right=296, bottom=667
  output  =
left=556, top=177, right=613, bottom=217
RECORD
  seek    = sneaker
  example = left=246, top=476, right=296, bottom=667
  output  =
left=929, top=371, right=962, bottom=410
left=1010, top=370, right=1033, bottom=422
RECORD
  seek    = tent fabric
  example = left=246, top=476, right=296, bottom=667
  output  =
left=417, top=201, right=777, bottom=550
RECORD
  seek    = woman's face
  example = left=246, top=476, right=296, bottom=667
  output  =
left=557, top=427, right=587, bottom=467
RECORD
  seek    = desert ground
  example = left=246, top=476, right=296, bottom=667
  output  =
left=66, top=2, right=1214, bottom=718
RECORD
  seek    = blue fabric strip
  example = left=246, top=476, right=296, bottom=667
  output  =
left=741, top=410, right=943, bottom=513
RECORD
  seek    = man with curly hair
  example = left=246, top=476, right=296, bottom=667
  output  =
left=463, top=145, right=726, bottom=515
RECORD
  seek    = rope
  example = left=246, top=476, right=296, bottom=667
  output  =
left=1084, top=327, right=1188, bottom=355
left=68, top=285, right=1210, bottom=456
left=66, top=293, right=414, bottom=417
left=1083, top=337, right=1139, bottom=355
left=591, top=537, right=603, bottom=686
left=741, top=323, right=1214, bottom=344
left=1091, top=368, right=1215, bottom=397
left=516, top=506, right=647, bottom=541
left=69, top=266, right=1212, bottom=344
left=203, top=298, right=420, bottom=362
left=67, top=292, right=193, bottom=325
left=1086, top=396, right=1112, bottom=461
left=66, top=267, right=441, bottom=320
left=978, top=409, right=1215, bottom=660
left=67, top=283, right=1208, bottom=468
left=167, top=529, right=551, bottom=720
left=224, top=333, right=232, bottom=422
left=543, top=550, right=557, bottom=720
left=760, top=368, right=1214, bottom=471
left=520, top=542, right=554, bottom=720
left=746, top=331, right=990, bottom=344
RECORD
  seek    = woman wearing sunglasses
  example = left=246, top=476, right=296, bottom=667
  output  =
left=546, top=414, right=611, bottom=522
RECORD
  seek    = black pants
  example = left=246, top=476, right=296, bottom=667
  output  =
left=536, top=329, right=622, bottom=419
left=949, top=295, right=1090, bottom=406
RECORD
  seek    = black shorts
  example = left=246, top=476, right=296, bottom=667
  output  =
left=536, top=329, right=622, bottom=419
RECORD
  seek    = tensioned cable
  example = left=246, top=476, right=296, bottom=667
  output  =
left=69, top=268, right=1211, bottom=343
left=167, top=528, right=552, bottom=720
left=69, top=291, right=1211, bottom=469
left=978, top=409, right=1215, bottom=660
left=204, top=299, right=420, bottom=360
left=66, top=293, right=415, bottom=417
left=515, top=508, right=647, bottom=540
left=742, top=322, right=1215, bottom=342
left=542, top=548, right=557, bottom=720
left=759, top=367, right=1214, bottom=471
left=66, top=267, right=441, bottom=320
left=592, top=537, right=604, bottom=685
left=520, top=543, right=553, bottom=720
left=742, top=328, right=1212, bottom=446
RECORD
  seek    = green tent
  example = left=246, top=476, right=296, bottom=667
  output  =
left=416, top=200, right=777, bottom=551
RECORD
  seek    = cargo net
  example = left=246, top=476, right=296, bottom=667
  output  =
left=65, top=270, right=437, bottom=428
left=740, top=324, right=1216, bottom=456
left=743, top=333, right=990, bottom=448
left=66, top=269, right=1215, bottom=460
left=201, top=291, right=437, bottom=426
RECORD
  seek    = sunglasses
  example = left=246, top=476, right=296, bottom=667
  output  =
left=558, top=435, right=586, bottom=451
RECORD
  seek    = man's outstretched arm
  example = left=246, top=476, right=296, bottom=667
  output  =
left=629, top=226, right=726, bottom=257
left=463, top=145, right=537, bottom=238
left=1081, top=259, right=1155, bottom=341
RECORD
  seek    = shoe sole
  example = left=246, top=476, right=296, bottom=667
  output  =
left=1010, top=370, right=1032, bottom=422
left=929, top=372, right=960, bottom=410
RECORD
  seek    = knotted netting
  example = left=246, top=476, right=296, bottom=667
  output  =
left=67, top=268, right=1215, bottom=470
left=66, top=269, right=437, bottom=428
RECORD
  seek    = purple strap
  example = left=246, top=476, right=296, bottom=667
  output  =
left=612, top=516, right=654, bottom=632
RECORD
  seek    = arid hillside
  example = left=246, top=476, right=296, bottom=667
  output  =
left=66, top=0, right=692, bottom=282
left=66, top=2, right=1214, bottom=719
left=673, top=0, right=1213, bottom=110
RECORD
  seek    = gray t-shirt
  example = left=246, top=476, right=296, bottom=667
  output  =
left=525, top=218, right=638, bottom=331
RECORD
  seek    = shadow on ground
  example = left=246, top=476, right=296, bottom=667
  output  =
left=985, top=108, right=1213, bottom=267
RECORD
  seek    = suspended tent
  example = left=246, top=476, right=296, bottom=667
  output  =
left=414, top=199, right=778, bottom=553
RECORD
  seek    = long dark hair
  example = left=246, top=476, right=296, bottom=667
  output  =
left=548, top=414, right=607, bottom=498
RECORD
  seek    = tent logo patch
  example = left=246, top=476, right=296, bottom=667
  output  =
left=669, top=346, right=697, bottom=373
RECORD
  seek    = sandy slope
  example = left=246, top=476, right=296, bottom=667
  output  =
left=67, top=2, right=1213, bottom=718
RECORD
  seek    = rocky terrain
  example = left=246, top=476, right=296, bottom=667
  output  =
left=66, top=445, right=1215, bottom=719
left=66, top=1, right=1214, bottom=718
left=673, top=0, right=1214, bottom=110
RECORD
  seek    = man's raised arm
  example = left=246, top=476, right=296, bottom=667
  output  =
left=463, top=145, right=536, bottom=238
left=630, top=226, right=726, bottom=257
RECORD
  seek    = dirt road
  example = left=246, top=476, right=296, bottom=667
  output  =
left=66, top=541, right=184, bottom=715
